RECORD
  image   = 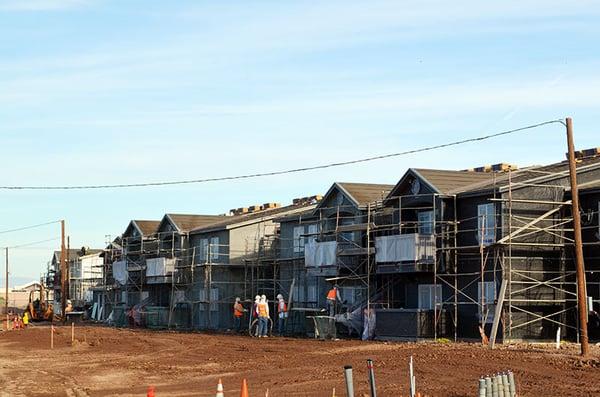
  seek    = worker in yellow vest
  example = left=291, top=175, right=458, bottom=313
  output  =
left=256, top=295, right=270, bottom=338
left=22, top=311, right=29, bottom=328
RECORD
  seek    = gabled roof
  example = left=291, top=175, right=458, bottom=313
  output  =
left=52, top=248, right=103, bottom=263
left=108, top=236, right=122, bottom=250
left=460, top=155, right=600, bottom=195
left=135, top=220, right=160, bottom=235
left=317, top=182, right=394, bottom=211
left=124, top=220, right=160, bottom=237
left=190, top=203, right=315, bottom=234
left=160, top=214, right=225, bottom=233
left=338, top=182, right=394, bottom=206
left=412, top=169, right=496, bottom=195
left=273, top=205, right=319, bottom=223
left=12, top=281, right=41, bottom=291
left=386, top=155, right=600, bottom=201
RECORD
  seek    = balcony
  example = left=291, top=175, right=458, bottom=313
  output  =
left=112, top=260, right=128, bottom=286
left=375, top=233, right=436, bottom=274
left=304, top=241, right=338, bottom=277
left=145, top=258, right=175, bottom=284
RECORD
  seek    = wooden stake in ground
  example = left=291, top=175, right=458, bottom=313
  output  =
left=566, top=117, right=590, bottom=357
left=478, top=325, right=489, bottom=345
left=5, top=247, right=9, bottom=332
left=51, top=325, right=54, bottom=349
left=71, top=322, right=74, bottom=343
left=60, top=220, right=67, bottom=320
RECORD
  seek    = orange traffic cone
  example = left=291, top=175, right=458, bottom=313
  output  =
left=240, top=378, right=249, bottom=397
left=216, top=379, right=224, bottom=397
left=147, top=386, right=155, bottom=397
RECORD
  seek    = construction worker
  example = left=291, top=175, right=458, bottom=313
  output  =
left=326, top=286, right=341, bottom=317
left=251, top=295, right=260, bottom=336
left=66, top=299, right=73, bottom=314
left=276, top=294, right=288, bottom=336
left=233, top=297, right=247, bottom=332
left=257, top=294, right=270, bottom=338
left=22, top=311, right=29, bottom=328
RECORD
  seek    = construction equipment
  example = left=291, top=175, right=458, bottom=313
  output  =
left=25, top=284, right=53, bottom=321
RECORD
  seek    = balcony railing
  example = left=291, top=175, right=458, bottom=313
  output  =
left=375, top=233, right=436, bottom=273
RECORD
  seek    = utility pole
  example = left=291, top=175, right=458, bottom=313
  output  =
left=60, top=220, right=66, bottom=320
left=4, top=248, right=8, bottom=331
left=67, top=236, right=70, bottom=305
left=566, top=117, right=589, bottom=357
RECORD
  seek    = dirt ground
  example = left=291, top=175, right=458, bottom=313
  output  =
left=1, top=325, right=599, bottom=397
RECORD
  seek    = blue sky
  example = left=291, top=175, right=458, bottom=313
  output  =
left=1, top=0, right=599, bottom=284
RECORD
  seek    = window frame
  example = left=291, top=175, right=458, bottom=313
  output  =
left=293, top=225, right=305, bottom=253
left=478, top=281, right=496, bottom=324
left=209, top=236, right=219, bottom=261
left=418, top=210, right=434, bottom=235
left=477, top=203, right=496, bottom=246
left=199, top=238, right=209, bottom=262
left=307, top=223, right=319, bottom=245
left=418, top=284, right=442, bottom=310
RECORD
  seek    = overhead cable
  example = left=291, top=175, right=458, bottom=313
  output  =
left=0, top=119, right=564, bottom=190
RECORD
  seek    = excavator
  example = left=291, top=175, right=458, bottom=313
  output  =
left=24, top=284, right=54, bottom=322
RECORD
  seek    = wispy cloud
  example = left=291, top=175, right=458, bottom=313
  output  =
left=0, top=0, right=89, bottom=11
left=4, top=72, right=595, bottom=123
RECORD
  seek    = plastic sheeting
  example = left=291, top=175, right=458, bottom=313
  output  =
left=304, top=241, right=337, bottom=267
left=146, top=257, right=175, bottom=277
left=335, top=305, right=363, bottom=337
left=375, top=233, right=435, bottom=263
left=362, top=308, right=376, bottom=340
left=112, top=260, right=127, bottom=285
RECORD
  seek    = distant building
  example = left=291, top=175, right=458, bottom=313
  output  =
left=44, top=247, right=103, bottom=313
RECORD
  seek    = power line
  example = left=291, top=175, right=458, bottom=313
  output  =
left=0, top=220, right=61, bottom=235
left=0, top=119, right=564, bottom=190
left=5, top=237, right=60, bottom=250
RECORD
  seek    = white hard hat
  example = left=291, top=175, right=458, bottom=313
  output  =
left=235, top=297, right=240, bottom=302
left=67, top=299, right=72, bottom=304
left=276, top=294, right=283, bottom=300
left=261, top=294, right=266, bottom=300
left=255, top=295, right=260, bottom=301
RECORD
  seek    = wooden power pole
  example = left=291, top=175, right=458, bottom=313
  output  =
left=4, top=248, right=8, bottom=330
left=566, top=117, right=589, bottom=357
left=60, top=220, right=67, bottom=319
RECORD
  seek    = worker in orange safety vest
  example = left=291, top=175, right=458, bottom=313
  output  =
left=326, top=286, right=341, bottom=317
left=276, top=294, right=288, bottom=336
left=233, top=297, right=247, bottom=332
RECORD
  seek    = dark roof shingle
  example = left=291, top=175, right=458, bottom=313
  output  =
left=412, top=169, right=497, bottom=195
left=134, top=220, right=160, bottom=235
left=458, top=156, right=600, bottom=194
left=190, top=203, right=316, bottom=234
left=337, top=182, right=394, bottom=206
left=166, top=214, right=225, bottom=232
